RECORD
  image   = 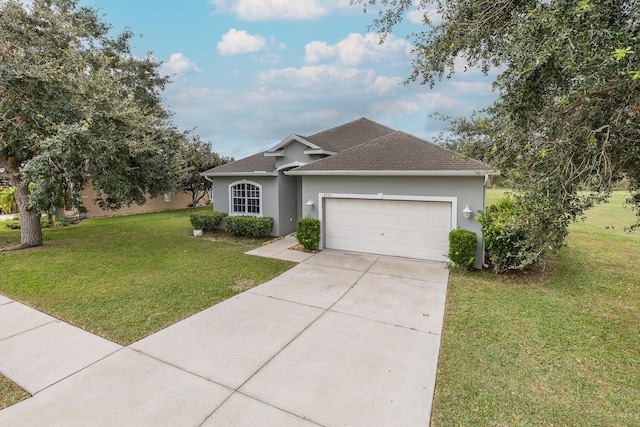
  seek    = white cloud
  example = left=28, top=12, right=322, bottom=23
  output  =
left=450, top=81, right=494, bottom=95
left=217, top=28, right=267, bottom=56
left=160, top=53, right=201, bottom=76
left=210, top=0, right=350, bottom=21
left=305, top=33, right=412, bottom=66
left=453, top=56, right=503, bottom=76
left=407, top=2, right=442, bottom=26
left=371, top=76, right=404, bottom=94
left=256, top=65, right=377, bottom=92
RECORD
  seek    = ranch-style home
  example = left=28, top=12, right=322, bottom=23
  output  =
left=201, top=118, right=495, bottom=268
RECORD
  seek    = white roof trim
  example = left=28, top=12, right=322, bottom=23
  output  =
left=267, top=134, right=321, bottom=152
left=276, top=161, right=308, bottom=171
left=303, top=149, right=337, bottom=156
left=264, top=150, right=285, bottom=157
left=200, top=171, right=277, bottom=177
left=285, top=170, right=497, bottom=177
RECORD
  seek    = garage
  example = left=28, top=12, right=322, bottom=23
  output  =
left=323, top=197, right=452, bottom=262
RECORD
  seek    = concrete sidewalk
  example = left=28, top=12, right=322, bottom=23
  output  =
left=0, top=246, right=448, bottom=426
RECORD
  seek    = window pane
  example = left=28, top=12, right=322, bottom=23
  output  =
left=231, top=183, right=259, bottom=214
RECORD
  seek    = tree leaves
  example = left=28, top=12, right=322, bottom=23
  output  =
left=0, top=0, right=180, bottom=245
left=355, top=0, right=640, bottom=268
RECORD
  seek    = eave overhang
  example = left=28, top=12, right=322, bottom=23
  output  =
left=264, top=150, right=285, bottom=157
left=285, top=169, right=499, bottom=177
left=303, top=149, right=337, bottom=156
left=266, top=134, right=321, bottom=153
left=200, top=171, right=278, bottom=177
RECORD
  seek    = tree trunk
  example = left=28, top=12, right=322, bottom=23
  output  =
left=7, top=162, right=43, bottom=247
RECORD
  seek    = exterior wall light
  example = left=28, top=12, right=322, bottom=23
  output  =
left=462, top=205, right=472, bottom=219
left=306, top=199, right=314, bottom=210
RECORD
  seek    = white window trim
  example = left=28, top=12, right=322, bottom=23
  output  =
left=228, top=180, right=263, bottom=217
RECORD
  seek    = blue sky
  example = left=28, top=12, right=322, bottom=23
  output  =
left=79, top=0, right=499, bottom=159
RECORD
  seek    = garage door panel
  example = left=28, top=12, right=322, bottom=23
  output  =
left=324, top=198, right=452, bottom=262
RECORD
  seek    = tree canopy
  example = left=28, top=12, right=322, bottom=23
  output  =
left=0, top=0, right=181, bottom=247
left=357, top=0, right=640, bottom=269
left=176, top=134, right=232, bottom=209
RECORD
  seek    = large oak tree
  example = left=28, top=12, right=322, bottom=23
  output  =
left=357, top=0, right=640, bottom=268
left=0, top=0, right=180, bottom=248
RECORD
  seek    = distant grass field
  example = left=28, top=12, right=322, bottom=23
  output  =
left=431, top=190, right=640, bottom=426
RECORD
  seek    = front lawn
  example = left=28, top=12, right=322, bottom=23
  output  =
left=431, top=190, right=640, bottom=426
left=0, top=375, right=29, bottom=410
left=0, top=209, right=294, bottom=345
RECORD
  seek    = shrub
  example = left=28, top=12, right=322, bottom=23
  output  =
left=0, top=187, right=18, bottom=214
left=296, top=218, right=320, bottom=251
left=189, top=213, right=205, bottom=230
left=448, top=228, right=477, bottom=269
left=225, top=216, right=274, bottom=238
left=189, top=211, right=227, bottom=231
left=477, top=197, right=533, bottom=273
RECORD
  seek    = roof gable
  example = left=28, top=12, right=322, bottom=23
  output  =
left=266, top=134, right=320, bottom=153
left=201, top=118, right=494, bottom=177
left=303, top=117, right=396, bottom=152
left=288, top=131, right=492, bottom=175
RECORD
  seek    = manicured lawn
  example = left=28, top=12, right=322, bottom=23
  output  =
left=0, top=375, right=29, bottom=410
left=431, top=190, right=640, bottom=426
left=0, top=209, right=294, bottom=345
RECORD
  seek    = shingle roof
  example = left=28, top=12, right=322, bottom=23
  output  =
left=201, top=151, right=276, bottom=175
left=303, top=118, right=396, bottom=152
left=290, top=131, right=489, bottom=173
left=201, top=118, right=492, bottom=176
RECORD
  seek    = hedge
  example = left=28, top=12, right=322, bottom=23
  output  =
left=189, top=211, right=227, bottom=231
left=225, top=216, right=274, bottom=238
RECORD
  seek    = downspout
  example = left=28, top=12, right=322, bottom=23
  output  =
left=203, top=174, right=215, bottom=211
left=482, top=174, right=489, bottom=269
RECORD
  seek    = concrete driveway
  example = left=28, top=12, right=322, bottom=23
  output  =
left=0, top=248, right=449, bottom=427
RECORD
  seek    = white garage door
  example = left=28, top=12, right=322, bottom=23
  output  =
left=324, top=198, right=451, bottom=262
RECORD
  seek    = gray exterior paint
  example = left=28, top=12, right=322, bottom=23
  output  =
left=300, top=175, right=486, bottom=268
left=212, top=173, right=301, bottom=236
left=273, top=141, right=323, bottom=170
left=277, top=173, right=299, bottom=235
left=213, top=176, right=279, bottom=234
left=203, top=118, right=495, bottom=267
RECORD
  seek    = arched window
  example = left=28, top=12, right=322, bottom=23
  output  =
left=229, top=181, right=262, bottom=215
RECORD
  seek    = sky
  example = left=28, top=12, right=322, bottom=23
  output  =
left=78, top=0, right=499, bottom=159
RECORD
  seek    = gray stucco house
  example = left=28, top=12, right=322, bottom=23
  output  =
left=201, top=118, right=494, bottom=268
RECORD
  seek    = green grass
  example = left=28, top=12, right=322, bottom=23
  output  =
left=431, top=190, right=640, bottom=426
left=0, top=209, right=294, bottom=345
left=0, top=375, right=29, bottom=410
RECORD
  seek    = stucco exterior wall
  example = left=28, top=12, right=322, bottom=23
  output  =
left=274, top=141, right=323, bottom=170
left=300, top=175, right=486, bottom=268
left=212, top=176, right=281, bottom=235
left=79, top=188, right=205, bottom=218
left=278, top=173, right=300, bottom=235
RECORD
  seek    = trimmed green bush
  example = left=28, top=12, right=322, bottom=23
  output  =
left=448, top=228, right=477, bottom=269
left=189, top=213, right=205, bottom=230
left=296, top=218, right=320, bottom=251
left=189, top=211, right=227, bottom=231
left=477, top=196, right=532, bottom=273
left=225, top=216, right=274, bottom=238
